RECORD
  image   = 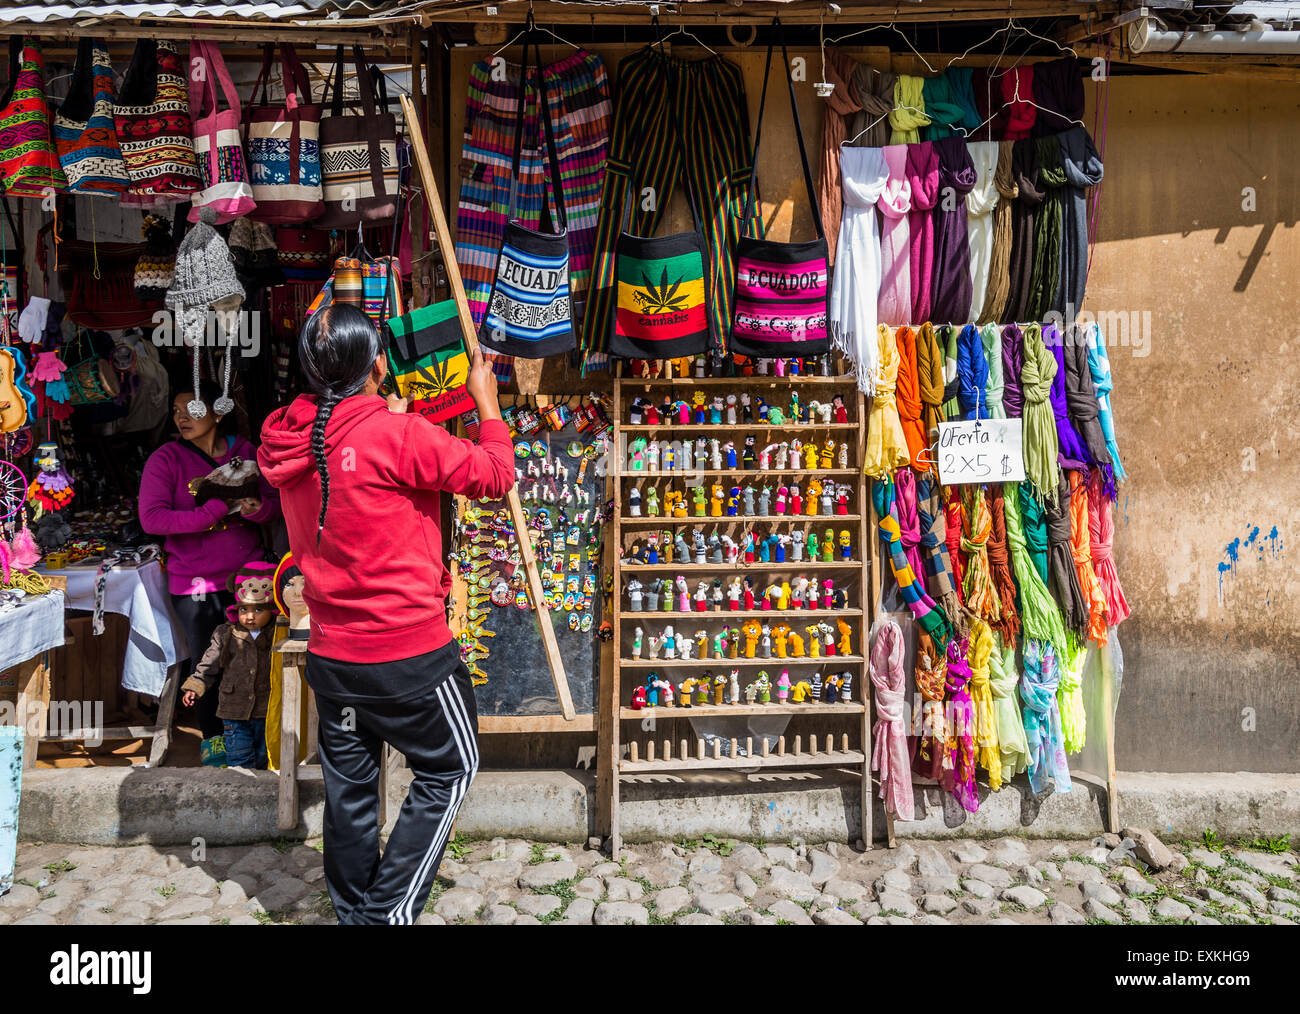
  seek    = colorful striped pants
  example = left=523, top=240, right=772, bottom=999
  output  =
left=454, top=49, right=610, bottom=380
left=580, top=48, right=762, bottom=365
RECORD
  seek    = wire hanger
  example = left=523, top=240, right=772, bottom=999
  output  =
left=653, top=14, right=719, bottom=56
left=841, top=101, right=928, bottom=146
left=968, top=70, right=1086, bottom=137
left=999, top=15, right=1080, bottom=73
left=492, top=9, right=580, bottom=58
left=824, top=5, right=937, bottom=75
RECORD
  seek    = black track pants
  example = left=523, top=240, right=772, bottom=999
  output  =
left=314, top=670, right=480, bottom=925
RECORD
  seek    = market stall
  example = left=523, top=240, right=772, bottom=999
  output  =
left=0, top=0, right=1166, bottom=849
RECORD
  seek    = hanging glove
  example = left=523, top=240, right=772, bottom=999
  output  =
left=17, top=297, right=50, bottom=343
left=31, top=351, right=67, bottom=383
left=44, top=377, right=71, bottom=403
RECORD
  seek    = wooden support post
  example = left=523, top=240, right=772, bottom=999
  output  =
left=400, top=93, right=574, bottom=720
left=762, top=738, right=770, bottom=758
left=1100, top=647, right=1120, bottom=831
left=15, top=656, right=49, bottom=772
left=277, top=647, right=305, bottom=832
left=147, top=667, right=177, bottom=768
left=646, top=739, right=655, bottom=763
left=628, top=740, right=638, bottom=764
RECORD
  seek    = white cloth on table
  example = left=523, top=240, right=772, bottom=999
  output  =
left=39, top=561, right=182, bottom=697
left=0, top=590, right=65, bottom=674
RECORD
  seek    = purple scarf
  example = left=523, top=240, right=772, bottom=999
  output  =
left=1000, top=322, right=1025, bottom=418
left=1044, top=323, right=1092, bottom=470
left=929, top=135, right=977, bottom=323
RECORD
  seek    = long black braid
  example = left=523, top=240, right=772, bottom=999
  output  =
left=297, top=304, right=385, bottom=544
left=310, top=391, right=343, bottom=539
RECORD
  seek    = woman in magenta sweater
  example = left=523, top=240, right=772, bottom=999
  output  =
left=259, top=303, right=513, bottom=925
left=138, top=380, right=280, bottom=739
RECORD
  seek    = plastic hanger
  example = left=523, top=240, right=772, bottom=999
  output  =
left=492, top=10, right=580, bottom=58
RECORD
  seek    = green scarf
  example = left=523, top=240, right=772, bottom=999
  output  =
left=1026, top=135, right=1067, bottom=321
left=989, top=632, right=1029, bottom=785
left=1019, top=322, right=1061, bottom=504
left=1019, top=482, right=1051, bottom=586
left=1002, top=482, right=1068, bottom=653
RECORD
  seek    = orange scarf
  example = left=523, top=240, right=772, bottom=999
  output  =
left=1068, top=470, right=1108, bottom=644
left=894, top=325, right=928, bottom=468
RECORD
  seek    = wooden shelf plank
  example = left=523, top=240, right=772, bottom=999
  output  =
left=620, top=514, right=862, bottom=525
left=621, top=561, right=860, bottom=571
left=620, top=703, right=864, bottom=719
left=621, top=376, right=855, bottom=387
left=620, top=423, right=857, bottom=433
left=619, top=656, right=865, bottom=668
left=619, top=468, right=859, bottom=479
left=619, top=750, right=867, bottom=773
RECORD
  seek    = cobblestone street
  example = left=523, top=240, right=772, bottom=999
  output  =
left=1, top=834, right=1296, bottom=926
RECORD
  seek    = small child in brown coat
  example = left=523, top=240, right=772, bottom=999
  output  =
left=182, top=562, right=276, bottom=769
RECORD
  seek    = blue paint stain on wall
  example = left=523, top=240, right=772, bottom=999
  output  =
left=1219, top=526, right=1286, bottom=605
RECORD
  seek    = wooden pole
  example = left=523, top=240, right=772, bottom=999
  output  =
left=277, top=647, right=304, bottom=832
left=399, top=93, right=574, bottom=720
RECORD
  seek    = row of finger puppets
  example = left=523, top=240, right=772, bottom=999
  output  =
left=624, top=528, right=853, bottom=567
left=631, top=618, right=854, bottom=661
left=630, top=669, right=856, bottom=709
left=628, top=391, right=850, bottom=427
left=627, top=437, right=851, bottom=475
left=630, top=477, right=853, bottom=518
left=626, top=575, right=849, bottom=612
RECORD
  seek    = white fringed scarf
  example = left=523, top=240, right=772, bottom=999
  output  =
left=828, top=146, right=889, bottom=394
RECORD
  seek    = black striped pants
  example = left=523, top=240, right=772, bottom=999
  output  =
left=314, top=669, right=480, bottom=925
left=580, top=47, right=762, bottom=362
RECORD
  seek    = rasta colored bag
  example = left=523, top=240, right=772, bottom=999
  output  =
left=386, top=300, right=474, bottom=424
left=730, top=22, right=830, bottom=359
left=113, top=39, right=201, bottom=199
left=244, top=43, right=323, bottom=225
left=188, top=40, right=256, bottom=224
left=0, top=38, right=66, bottom=199
left=53, top=38, right=130, bottom=196
left=479, top=32, right=575, bottom=359
left=316, top=46, right=399, bottom=228
left=607, top=105, right=711, bottom=359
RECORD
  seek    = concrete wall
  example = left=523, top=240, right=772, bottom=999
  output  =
left=1087, top=76, right=1300, bottom=770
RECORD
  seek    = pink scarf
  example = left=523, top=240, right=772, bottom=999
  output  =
left=870, top=621, right=914, bottom=820
left=1001, top=66, right=1037, bottom=140
left=941, top=637, right=980, bottom=813
left=906, top=142, right=940, bottom=323
left=877, top=144, right=912, bottom=325
left=1088, top=470, right=1130, bottom=625
left=895, top=467, right=928, bottom=591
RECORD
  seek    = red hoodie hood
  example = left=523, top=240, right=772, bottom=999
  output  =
left=259, top=394, right=388, bottom=487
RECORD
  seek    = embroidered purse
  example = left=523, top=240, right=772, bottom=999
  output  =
left=729, top=21, right=831, bottom=359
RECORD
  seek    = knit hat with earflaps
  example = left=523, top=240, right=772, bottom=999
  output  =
left=165, top=206, right=244, bottom=419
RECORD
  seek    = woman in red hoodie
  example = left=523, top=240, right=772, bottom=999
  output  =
left=260, top=303, right=513, bottom=925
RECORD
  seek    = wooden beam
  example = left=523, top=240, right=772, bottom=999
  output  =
left=2, top=22, right=408, bottom=53
left=400, top=92, right=576, bottom=721
left=399, top=1, right=1109, bottom=27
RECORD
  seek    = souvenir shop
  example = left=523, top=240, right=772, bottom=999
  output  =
left=0, top=1, right=1137, bottom=852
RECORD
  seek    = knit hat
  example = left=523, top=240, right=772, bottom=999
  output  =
left=135, top=213, right=175, bottom=302
left=228, top=217, right=284, bottom=293
left=228, top=560, right=276, bottom=607
left=165, top=206, right=244, bottom=419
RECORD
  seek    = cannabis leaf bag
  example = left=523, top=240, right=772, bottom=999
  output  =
left=385, top=299, right=474, bottom=424
left=606, top=110, right=711, bottom=359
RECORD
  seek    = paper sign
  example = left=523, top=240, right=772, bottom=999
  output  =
left=936, top=418, right=1025, bottom=485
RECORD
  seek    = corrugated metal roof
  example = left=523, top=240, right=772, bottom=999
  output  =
left=0, top=1, right=329, bottom=22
